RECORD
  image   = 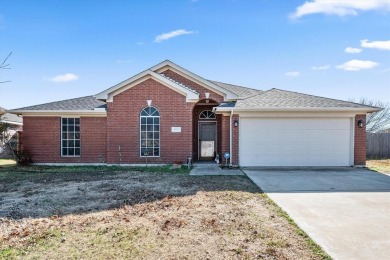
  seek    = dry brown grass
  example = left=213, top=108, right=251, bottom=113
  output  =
left=0, top=167, right=327, bottom=259
left=367, top=159, right=390, bottom=175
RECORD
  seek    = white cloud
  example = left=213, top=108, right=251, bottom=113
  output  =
left=290, top=0, right=390, bottom=19
left=50, top=73, right=79, bottom=82
left=345, top=47, right=362, bottom=53
left=311, top=65, right=330, bottom=70
left=361, top=39, right=390, bottom=50
left=336, top=59, right=378, bottom=71
left=154, top=29, right=194, bottom=43
left=285, top=71, right=300, bottom=77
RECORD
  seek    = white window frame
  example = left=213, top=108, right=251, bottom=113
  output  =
left=199, top=110, right=216, bottom=119
left=139, top=107, right=160, bottom=157
left=61, top=117, right=81, bottom=157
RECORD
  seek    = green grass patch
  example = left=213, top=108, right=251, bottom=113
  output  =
left=260, top=193, right=331, bottom=260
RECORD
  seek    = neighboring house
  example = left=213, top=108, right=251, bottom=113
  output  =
left=9, top=60, right=379, bottom=166
left=0, top=107, right=23, bottom=158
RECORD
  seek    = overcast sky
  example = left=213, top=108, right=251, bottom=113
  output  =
left=0, top=0, right=389, bottom=109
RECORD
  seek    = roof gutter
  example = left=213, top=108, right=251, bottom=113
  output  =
left=214, top=107, right=381, bottom=113
left=8, top=110, right=107, bottom=117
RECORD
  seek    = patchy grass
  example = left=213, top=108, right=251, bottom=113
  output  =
left=367, top=159, right=390, bottom=175
left=0, top=159, right=16, bottom=167
left=0, top=167, right=327, bottom=259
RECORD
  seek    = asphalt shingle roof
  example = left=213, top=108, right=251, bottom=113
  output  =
left=235, top=88, right=377, bottom=109
left=13, top=96, right=106, bottom=111
left=159, top=73, right=199, bottom=94
left=209, top=80, right=262, bottom=99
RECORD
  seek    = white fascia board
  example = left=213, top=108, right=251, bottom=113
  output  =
left=97, top=70, right=199, bottom=102
left=214, top=107, right=380, bottom=113
left=95, top=69, right=152, bottom=100
left=8, top=110, right=107, bottom=117
left=150, top=60, right=238, bottom=101
left=0, top=120, right=23, bottom=125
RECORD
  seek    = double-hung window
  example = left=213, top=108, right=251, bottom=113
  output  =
left=140, top=107, right=160, bottom=157
left=61, top=118, right=80, bottom=156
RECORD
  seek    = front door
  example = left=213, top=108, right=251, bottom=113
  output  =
left=199, top=122, right=217, bottom=160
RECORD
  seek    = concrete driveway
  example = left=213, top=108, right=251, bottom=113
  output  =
left=243, top=168, right=390, bottom=260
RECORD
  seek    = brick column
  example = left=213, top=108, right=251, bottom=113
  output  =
left=354, top=114, right=366, bottom=166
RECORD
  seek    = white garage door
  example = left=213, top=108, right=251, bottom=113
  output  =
left=239, top=117, right=353, bottom=166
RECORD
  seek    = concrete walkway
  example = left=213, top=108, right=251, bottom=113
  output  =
left=190, top=163, right=244, bottom=175
left=243, top=168, right=390, bottom=260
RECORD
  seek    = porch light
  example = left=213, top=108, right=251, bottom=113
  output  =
left=205, top=93, right=210, bottom=99
left=147, top=100, right=152, bottom=107
left=234, top=119, right=239, bottom=127
left=357, top=119, right=364, bottom=128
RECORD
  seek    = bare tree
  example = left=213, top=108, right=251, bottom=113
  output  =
left=0, top=52, right=12, bottom=83
left=352, top=98, right=390, bottom=133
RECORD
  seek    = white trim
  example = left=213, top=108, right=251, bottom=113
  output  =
left=61, top=117, right=81, bottom=158
left=198, top=121, right=217, bottom=160
left=215, top=107, right=380, bottom=113
left=139, top=106, right=161, bottom=158
left=237, top=112, right=359, bottom=118
left=0, top=120, right=23, bottom=125
left=150, top=60, right=238, bottom=101
left=8, top=110, right=107, bottom=117
left=96, top=69, right=199, bottom=102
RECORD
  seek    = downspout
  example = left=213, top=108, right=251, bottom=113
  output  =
left=230, top=109, right=233, bottom=167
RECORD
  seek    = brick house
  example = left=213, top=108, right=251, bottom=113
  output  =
left=10, top=60, right=379, bottom=166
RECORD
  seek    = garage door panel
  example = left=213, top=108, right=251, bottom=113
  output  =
left=239, top=118, right=352, bottom=166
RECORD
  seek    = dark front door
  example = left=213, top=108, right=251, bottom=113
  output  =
left=199, top=122, right=217, bottom=160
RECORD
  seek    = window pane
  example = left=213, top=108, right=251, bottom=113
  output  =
left=154, top=125, right=159, bottom=131
left=62, top=125, right=67, bottom=131
left=62, top=140, right=67, bottom=148
left=75, top=148, right=80, bottom=156
left=75, top=125, right=80, bottom=132
left=68, top=118, right=74, bottom=124
left=75, top=133, right=80, bottom=139
left=68, top=125, right=75, bottom=132
left=154, top=132, right=159, bottom=139
left=62, top=118, right=68, bottom=124
left=154, top=140, right=159, bottom=147
left=141, top=117, right=146, bottom=124
left=147, top=140, right=153, bottom=147
left=68, top=133, right=75, bottom=139
left=154, top=118, right=159, bottom=124
left=68, top=148, right=74, bottom=156
left=147, top=125, right=153, bottom=131
left=141, top=132, right=146, bottom=139
left=62, top=148, right=68, bottom=156
left=141, top=125, right=146, bottom=131
left=147, top=132, right=153, bottom=139
left=74, top=118, right=80, bottom=124
left=62, top=133, right=67, bottom=139
left=141, top=140, right=146, bottom=147
left=75, top=140, right=80, bottom=148
left=154, top=148, right=159, bottom=156
left=147, top=117, right=153, bottom=124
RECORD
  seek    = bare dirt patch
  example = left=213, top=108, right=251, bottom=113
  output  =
left=0, top=167, right=327, bottom=259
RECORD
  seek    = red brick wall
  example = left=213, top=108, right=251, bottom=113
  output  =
left=106, top=78, right=194, bottom=164
left=219, top=114, right=239, bottom=166
left=22, top=116, right=107, bottom=163
left=162, top=69, right=224, bottom=103
left=354, top=114, right=366, bottom=165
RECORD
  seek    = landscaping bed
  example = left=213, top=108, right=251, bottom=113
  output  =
left=0, top=165, right=327, bottom=259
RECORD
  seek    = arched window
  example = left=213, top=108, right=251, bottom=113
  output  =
left=140, top=107, right=160, bottom=157
left=199, top=110, right=216, bottom=119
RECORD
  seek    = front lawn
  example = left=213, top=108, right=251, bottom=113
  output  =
left=0, top=166, right=328, bottom=259
left=367, top=159, right=390, bottom=175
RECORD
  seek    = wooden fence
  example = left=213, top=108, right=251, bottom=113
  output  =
left=367, top=133, right=390, bottom=159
